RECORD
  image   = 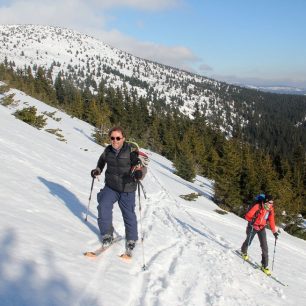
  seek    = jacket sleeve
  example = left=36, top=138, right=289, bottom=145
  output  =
left=96, top=148, right=107, bottom=173
left=268, top=208, right=276, bottom=233
left=245, top=204, right=260, bottom=222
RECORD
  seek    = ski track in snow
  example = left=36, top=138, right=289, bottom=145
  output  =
left=1, top=88, right=306, bottom=306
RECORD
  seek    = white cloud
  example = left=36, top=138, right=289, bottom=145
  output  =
left=0, top=0, right=103, bottom=28
left=198, top=63, right=213, bottom=72
left=93, top=28, right=199, bottom=70
left=0, top=0, right=199, bottom=72
left=92, top=0, right=182, bottom=11
left=209, top=74, right=306, bottom=88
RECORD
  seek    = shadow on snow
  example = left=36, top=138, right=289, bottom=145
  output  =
left=37, top=176, right=99, bottom=236
left=0, top=229, right=99, bottom=306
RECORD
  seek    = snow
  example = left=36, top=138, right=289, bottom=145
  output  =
left=1, top=88, right=306, bottom=306
left=0, top=24, right=238, bottom=135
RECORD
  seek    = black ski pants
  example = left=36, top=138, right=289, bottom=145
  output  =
left=241, top=223, right=269, bottom=267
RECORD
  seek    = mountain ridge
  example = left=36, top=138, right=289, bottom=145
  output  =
left=1, top=24, right=306, bottom=156
left=0, top=24, right=249, bottom=136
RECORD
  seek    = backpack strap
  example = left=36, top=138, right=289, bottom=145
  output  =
left=250, top=202, right=263, bottom=225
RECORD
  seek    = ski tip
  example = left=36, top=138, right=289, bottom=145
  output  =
left=119, top=253, right=132, bottom=261
left=84, top=251, right=97, bottom=258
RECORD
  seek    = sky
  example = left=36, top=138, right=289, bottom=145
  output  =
left=0, top=0, right=306, bottom=88
left=1, top=84, right=306, bottom=305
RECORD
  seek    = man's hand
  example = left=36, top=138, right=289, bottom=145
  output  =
left=134, top=170, right=143, bottom=180
left=91, top=168, right=101, bottom=178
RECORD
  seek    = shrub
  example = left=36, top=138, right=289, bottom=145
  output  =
left=214, top=209, right=228, bottom=215
left=13, top=106, right=47, bottom=129
left=45, top=128, right=66, bottom=142
left=0, top=93, right=15, bottom=106
left=42, top=111, right=62, bottom=121
left=0, top=84, right=10, bottom=94
left=179, top=193, right=201, bottom=201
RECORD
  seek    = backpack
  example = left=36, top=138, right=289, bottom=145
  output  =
left=245, top=193, right=266, bottom=222
left=135, top=151, right=149, bottom=180
left=128, top=141, right=149, bottom=180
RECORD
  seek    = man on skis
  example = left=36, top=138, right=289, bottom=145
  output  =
left=241, top=194, right=280, bottom=275
left=90, top=126, right=145, bottom=255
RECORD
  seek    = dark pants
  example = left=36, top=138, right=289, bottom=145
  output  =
left=241, top=224, right=269, bottom=267
left=97, top=185, right=138, bottom=241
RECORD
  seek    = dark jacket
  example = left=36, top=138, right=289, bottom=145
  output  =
left=96, top=142, right=136, bottom=192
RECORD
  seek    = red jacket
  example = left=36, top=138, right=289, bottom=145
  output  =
left=245, top=203, right=276, bottom=233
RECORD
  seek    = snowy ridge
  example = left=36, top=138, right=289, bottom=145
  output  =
left=0, top=24, right=246, bottom=135
left=1, top=88, right=306, bottom=305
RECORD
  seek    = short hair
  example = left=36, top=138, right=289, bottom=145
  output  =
left=108, top=126, right=125, bottom=137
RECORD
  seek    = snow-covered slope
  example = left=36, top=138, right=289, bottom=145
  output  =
left=0, top=24, right=245, bottom=135
left=1, top=88, right=306, bottom=306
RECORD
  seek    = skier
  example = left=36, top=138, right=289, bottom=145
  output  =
left=240, top=194, right=280, bottom=275
left=90, top=126, right=144, bottom=254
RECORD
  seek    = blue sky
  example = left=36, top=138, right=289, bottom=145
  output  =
left=0, top=0, right=306, bottom=87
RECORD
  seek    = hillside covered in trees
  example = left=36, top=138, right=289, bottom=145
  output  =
left=1, top=61, right=305, bottom=240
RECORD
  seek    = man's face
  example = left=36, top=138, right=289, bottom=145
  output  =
left=110, top=131, right=125, bottom=150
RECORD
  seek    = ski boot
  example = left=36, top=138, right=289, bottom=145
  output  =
left=261, top=266, right=272, bottom=276
left=101, top=234, right=113, bottom=248
left=125, top=240, right=136, bottom=257
left=241, top=252, right=249, bottom=261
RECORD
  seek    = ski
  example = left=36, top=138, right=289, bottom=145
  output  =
left=253, top=262, right=288, bottom=287
left=233, top=250, right=287, bottom=286
left=233, top=250, right=258, bottom=269
left=84, top=236, right=122, bottom=258
left=119, top=249, right=133, bottom=261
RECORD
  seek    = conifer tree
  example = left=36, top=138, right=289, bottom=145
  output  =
left=148, top=113, right=162, bottom=152
left=54, top=72, right=65, bottom=104
left=174, top=152, right=196, bottom=182
left=214, top=139, right=243, bottom=212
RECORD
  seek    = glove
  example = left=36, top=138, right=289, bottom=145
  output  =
left=273, top=230, right=280, bottom=240
left=130, top=151, right=140, bottom=166
left=91, top=168, right=100, bottom=178
left=134, top=170, right=143, bottom=180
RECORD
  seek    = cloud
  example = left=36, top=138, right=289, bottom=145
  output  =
left=92, top=28, right=199, bottom=71
left=92, top=0, right=182, bottom=11
left=0, top=0, right=180, bottom=26
left=209, top=74, right=306, bottom=88
left=0, top=0, right=103, bottom=28
left=0, top=0, right=199, bottom=71
left=0, top=0, right=199, bottom=72
left=198, top=63, right=213, bottom=72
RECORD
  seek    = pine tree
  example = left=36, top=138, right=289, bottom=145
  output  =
left=174, top=152, right=196, bottom=182
left=214, top=139, right=243, bottom=212
left=54, top=72, right=65, bottom=104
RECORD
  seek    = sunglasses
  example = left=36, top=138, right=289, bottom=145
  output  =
left=110, top=136, right=122, bottom=141
left=264, top=201, right=273, bottom=210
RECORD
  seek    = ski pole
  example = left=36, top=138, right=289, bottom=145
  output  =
left=271, top=237, right=277, bottom=271
left=84, top=177, right=95, bottom=222
left=138, top=180, right=147, bottom=199
left=247, top=225, right=254, bottom=248
left=137, top=181, right=147, bottom=271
